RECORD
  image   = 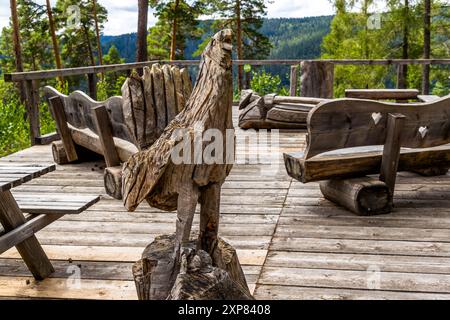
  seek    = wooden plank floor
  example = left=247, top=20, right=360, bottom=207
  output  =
left=1, top=107, right=450, bottom=299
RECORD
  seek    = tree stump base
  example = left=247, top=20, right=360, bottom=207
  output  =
left=132, top=234, right=253, bottom=300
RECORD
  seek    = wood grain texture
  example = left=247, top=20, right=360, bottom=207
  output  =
left=48, top=96, right=78, bottom=163
left=345, top=89, right=419, bottom=100
left=238, top=91, right=315, bottom=129
left=92, top=105, right=120, bottom=167
left=300, top=61, right=334, bottom=98
left=304, top=95, right=450, bottom=159
left=0, top=190, right=54, bottom=280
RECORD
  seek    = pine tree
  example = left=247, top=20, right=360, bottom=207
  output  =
left=147, top=0, right=205, bottom=60
left=137, top=0, right=149, bottom=63
left=205, top=0, right=272, bottom=90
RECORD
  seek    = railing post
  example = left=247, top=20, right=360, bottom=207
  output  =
left=87, top=73, right=97, bottom=100
left=289, top=65, right=299, bottom=96
left=24, top=80, right=40, bottom=145
left=300, top=61, right=334, bottom=98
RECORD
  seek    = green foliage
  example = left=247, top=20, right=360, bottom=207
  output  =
left=148, top=0, right=205, bottom=60
left=250, top=69, right=289, bottom=96
left=97, top=45, right=126, bottom=100
left=322, top=0, right=450, bottom=96
left=0, top=0, right=53, bottom=73
left=194, top=0, right=272, bottom=60
left=0, top=80, right=30, bottom=156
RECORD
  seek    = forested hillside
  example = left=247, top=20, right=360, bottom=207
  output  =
left=100, top=16, right=333, bottom=63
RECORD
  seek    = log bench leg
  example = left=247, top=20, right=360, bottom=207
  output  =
left=320, top=177, right=391, bottom=215
left=0, top=190, right=54, bottom=280
left=320, top=113, right=406, bottom=216
left=104, top=166, right=123, bottom=200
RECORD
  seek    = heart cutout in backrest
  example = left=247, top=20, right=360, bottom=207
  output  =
left=371, top=112, right=382, bottom=125
left=419, top=126, right=428, bottom=139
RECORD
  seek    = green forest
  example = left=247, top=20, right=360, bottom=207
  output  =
left=0, top=0, right=449, bottom=157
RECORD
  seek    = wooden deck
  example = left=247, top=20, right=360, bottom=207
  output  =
left=2, top=107, right=450, bottom=300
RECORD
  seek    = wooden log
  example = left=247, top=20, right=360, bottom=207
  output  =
left=151, top=64, right=167, bottom=136
left=172, top=66, right=185, bottom=112
left=51, top=140, right=69, bottom=165
left=319, top=177, right=392, bottom=215
left=93, top=105, right=121, bottom=168
left=345, top=89, right=419, bottom=100
left=379, top=113, right=406, bottom=195
left=180, top=68, right=192, bottom=98
left=69, top=125, right=138, bottom=163
left=0, top=190, right=54, bottom=280
left=104, top=166, right=123, bottom=200
left=132, top=234, right=252, bottom=300
left=51, top=139, right=103, bottom=165
left=289, top=65, right=299, bottom=96
left=284, top=145, right=450, bottom=183
left=141, top=67, right=157, bottom=147
left=48, top=96, right=78, bottom=163
left=300, top=61, right=334, bottom=98
left=162, top=64, right=178, bottom=122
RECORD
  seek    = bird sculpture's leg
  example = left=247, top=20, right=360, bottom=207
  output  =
left=197, top=182, right=221, bottom=256
left=173, top=183, right=199, bottom=263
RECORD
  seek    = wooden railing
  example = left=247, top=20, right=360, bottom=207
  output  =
left=3, top=58, right=450, bottom=145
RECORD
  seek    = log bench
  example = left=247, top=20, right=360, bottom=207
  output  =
left=0, top=163, right=99, bottom=279
left=238, top=90, right=328, bottom=129
left=44, top=64, right=192, bottom=200
left=284, top=95, right=450, bottom=215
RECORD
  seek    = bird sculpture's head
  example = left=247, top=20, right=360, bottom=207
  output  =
left=203, top=29, right=233, bottom=70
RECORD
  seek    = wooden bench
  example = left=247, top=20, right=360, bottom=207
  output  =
left=44, top=64, right=192, bottom=199
left=345, top=89, right=441, bottom=104
left=284, top=95, right=450, bottom=215
left=238, top=90, right=328, bottom=129
left=0, top=163, right=99, bottom=279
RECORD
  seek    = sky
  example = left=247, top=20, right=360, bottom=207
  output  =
left=0, top=0, right=335, bottom=36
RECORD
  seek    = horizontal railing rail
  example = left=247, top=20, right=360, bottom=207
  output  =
left=4, top=59, right=450, bottom=82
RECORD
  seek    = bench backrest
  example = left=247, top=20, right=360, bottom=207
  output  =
left=44, top=64, right=193, bottom=150
left=43, top=86, right=133, bottom=143
left=304, top=95, right=450, bottom=159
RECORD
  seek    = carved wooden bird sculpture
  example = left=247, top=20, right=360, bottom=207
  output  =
left=122, top=29, right=234, bottom=261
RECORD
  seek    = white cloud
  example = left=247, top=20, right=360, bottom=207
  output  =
left=0, top=0, right=335, bottom=36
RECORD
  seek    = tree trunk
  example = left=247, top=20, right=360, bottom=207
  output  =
left=46, top=0, right=63, bottom=85
left=9, top=0, right=25, bottom=101
left=136, top=0, right=149, bottom=68
left=422, top=0, right=431, bottom=94
left=170, top=0, right=180, bottom=61
left=92, top=0, right=103, bottom=79
left=235, top=0, right=243, bottom=91
left=83, top=24, right=96, bottom=66
left=398, top=0, right=409, bottom=89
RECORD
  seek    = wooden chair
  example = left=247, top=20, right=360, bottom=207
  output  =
left=284, top=95, right=450, bottom=215
left=44, top=64, right=192, bottom=200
